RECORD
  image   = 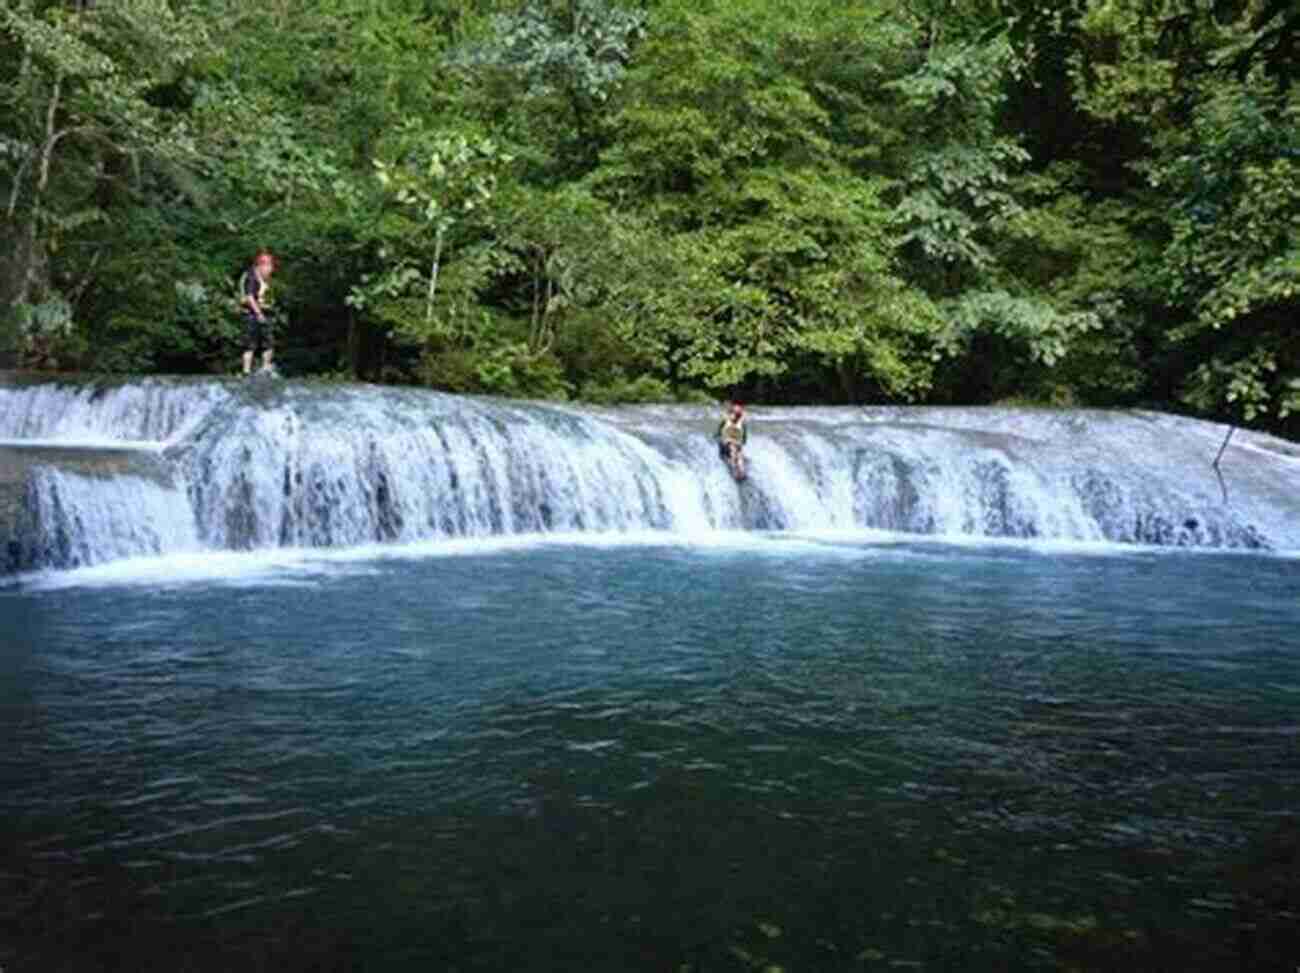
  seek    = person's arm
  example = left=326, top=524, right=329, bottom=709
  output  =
left=740, top=420, right=748, bottom=446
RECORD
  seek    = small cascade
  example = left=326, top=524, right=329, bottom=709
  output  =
left=2, top=377, right=1296, bottom=573
left=0, top=379, right=229, bottom=443
left=182, top=389, right=714, bottom=551
left=15, top=467, right=198, bottom=571
left=838, top=424, right=1100, bottom=538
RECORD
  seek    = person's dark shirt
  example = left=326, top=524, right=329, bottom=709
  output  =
left=241, top=268, right=267, bottom=318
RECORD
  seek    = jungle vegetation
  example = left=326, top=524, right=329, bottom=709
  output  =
left=1, top=0, right=1297, bottom=434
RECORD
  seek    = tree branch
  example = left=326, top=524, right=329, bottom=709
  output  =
left=425, top=224, right=444, bottom=325
left=530, top=248, right=541, bottom=347
left=35, top=76, right=65, bottom=197
left=1211, top=425, right=1235, bottom=504
left=6, top=150, right=33, bottom=220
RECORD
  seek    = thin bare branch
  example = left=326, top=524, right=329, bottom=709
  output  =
left=1211, top=425, right=1235, bottom=505
left=425, top=225, right=444, bottom=325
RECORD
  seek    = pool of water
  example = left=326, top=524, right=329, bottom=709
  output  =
left=2, top=534, right=1298, bottom=971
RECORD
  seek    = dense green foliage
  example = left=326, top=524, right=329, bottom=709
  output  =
left=2, top=0, right=1296, bottom=430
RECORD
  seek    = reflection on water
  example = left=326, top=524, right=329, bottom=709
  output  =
left=1, top=536, right=1297, bottom=971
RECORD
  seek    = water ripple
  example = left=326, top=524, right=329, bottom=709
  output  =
left=1, top=540, right=1297, bottom=970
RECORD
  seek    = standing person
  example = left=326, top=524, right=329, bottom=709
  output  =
left=239, top=250, right=277, bottom=377
left=716, top=400, right=748, bottom=481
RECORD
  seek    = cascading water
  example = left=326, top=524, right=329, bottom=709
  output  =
left=0, top=378, right=231, bottom=444
left=22, top=465, right=199, bottom=569
left=2, top=376, right=1297, bottom=573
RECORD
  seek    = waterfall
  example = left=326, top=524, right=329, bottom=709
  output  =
left=0, top=379, right=230, bottom=444
left=2, top=378, right=1296, bottom=573
left=12, top=466, right=199, bottom=571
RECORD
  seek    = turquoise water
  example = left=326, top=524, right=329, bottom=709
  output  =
left=2, top=535, right=1298, bottom=971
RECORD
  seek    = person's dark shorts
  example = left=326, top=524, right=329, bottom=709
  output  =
left=243, top=312, right=273, bottom=354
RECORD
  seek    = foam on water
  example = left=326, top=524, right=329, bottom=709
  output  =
left=10, top=526, right=1274, bottom=593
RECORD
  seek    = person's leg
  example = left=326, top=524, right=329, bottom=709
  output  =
left=242, top=314, right=257, bottom=374
left=261, top=320, right=275, bottom=373
left=728, top=443, right=745, bottom=479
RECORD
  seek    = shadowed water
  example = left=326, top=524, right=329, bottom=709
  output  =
left=1, top=535, right=1298, bottom=971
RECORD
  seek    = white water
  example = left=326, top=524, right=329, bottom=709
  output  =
left=17, top=527, right=1298, bottom=593
left=3, top=379, right=1296, bottom=573
left=0, top=380, right=230, bottom=443
left=22, top=467, right=200, bottom=570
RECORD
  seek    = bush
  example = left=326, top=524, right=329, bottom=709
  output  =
left=577, top=369, right=675, bottom=404
left=418, top=342, right=571, bottom=400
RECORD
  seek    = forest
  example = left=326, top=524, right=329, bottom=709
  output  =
left=1, top=0, right=1296, bottom=434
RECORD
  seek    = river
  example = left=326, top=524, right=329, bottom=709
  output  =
left=2, top=533, right=1297, bottom=971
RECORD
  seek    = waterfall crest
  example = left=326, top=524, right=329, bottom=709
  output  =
left=3, top=378, right=1296, bottom=572
left=0, top=379, right=230, bottom=444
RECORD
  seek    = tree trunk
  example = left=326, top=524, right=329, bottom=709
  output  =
left=837, top=359, right=856, bottom=403
left=347, top=308, right=359, bottom=378
left=529, top=248, right=543, bottom=351
left=5, top=40, right=32, bottom=221
left=14, top=74, right=63, bottom=312
left=538, top=274, right=554, bottom=355
left=425, top=224, right=444, bottom=325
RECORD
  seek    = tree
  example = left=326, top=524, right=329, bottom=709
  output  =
left=1071, top=0, right=1300, bottom=426
left=347, top=121, right=511, bottom=369
left=581, top=0, right=956, bottom=398
left=451, top=0, right=645, bottom=177
left=0, top=0, right=209, bottom=363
